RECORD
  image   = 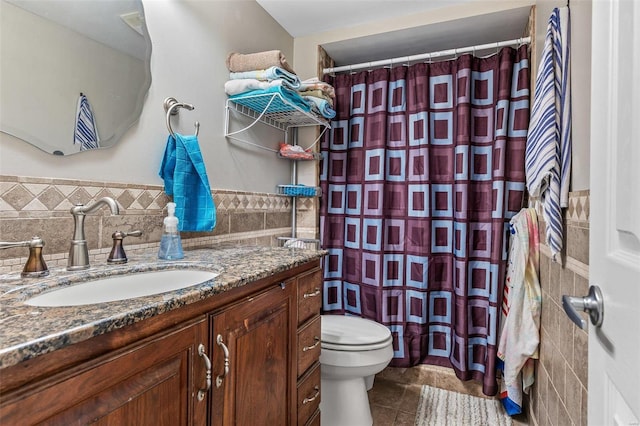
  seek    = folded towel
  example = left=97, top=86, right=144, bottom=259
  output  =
left=303, top=95, right=336, bottom=119
left=525, top=7, right=571, bottom=261
left=229, top=66, right=301, bottom=89
left=299, top=89, right=334, bottom=106
left=226, top=50, right=295, bottom=74
left=74, top=93, right=100, bottom=151
left=299, top=78, right=335, bottom=99
left=159, top=133, right=216, bottom=232
left=223, top=78, right=305, bottom=96
left=230, top=85, right=312, bottom=113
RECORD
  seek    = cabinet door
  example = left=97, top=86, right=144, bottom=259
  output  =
left=0, top=317, right=209, bottom=425
left=210, top=282, right=295, bottom=426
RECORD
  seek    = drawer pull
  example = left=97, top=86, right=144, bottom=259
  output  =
left=197, top=343, right=212, bottom=401
left=303, top=288, right=321, bottom=299
left=302, top=386, right=320, bottom=405
left=302, top=337, right=320, bottom=352
left=216, top=334, right=230, bottom=388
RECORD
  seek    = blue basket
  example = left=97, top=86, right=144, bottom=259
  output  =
left=278, top=185, right=318, bottom=197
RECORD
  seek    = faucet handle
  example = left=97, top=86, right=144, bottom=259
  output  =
left=0, top=236, right=49, bottom=278
left=107, top=230, right=143, bottom=264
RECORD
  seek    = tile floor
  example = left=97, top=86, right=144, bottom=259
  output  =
left=367, top=367, right=530, bottom=425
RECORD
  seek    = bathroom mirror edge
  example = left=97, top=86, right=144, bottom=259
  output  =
left=0, top=0, right=153, bottom=156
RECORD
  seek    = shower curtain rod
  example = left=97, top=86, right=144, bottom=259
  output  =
left=322, top=36, right=531, bottom=74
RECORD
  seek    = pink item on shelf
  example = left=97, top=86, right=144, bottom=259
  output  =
left=278, top=142, right=314, bottom=160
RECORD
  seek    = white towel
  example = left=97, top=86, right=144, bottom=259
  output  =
left=497, top=208, right=542, bottom=416
left=224, top=78, right=283, bottom=96
left=525, top=7, right=571, bottom=261
left=74, top=93, right=100, bottom=151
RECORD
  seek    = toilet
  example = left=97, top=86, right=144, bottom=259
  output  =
left=319, top=315, right=394, bottom=426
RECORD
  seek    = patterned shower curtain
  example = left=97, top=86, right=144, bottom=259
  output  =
left=319, top=45, right=530, bottom=396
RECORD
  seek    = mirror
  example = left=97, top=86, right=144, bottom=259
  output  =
left=0, top=0, right=152, bottom=155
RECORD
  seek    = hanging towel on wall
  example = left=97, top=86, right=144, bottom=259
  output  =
left=74, top=93, right=100, bottom=151
left=497, top=208, right=542, bottom=416
left=525, top=7, right=572, bottom=261
left=159, top=133, right=216, bottom=232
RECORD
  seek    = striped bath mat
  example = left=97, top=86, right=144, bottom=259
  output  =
left=415, top=385, right=512, bottom=426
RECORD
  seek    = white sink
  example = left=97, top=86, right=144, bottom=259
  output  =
left=25, top=269, right=219, bottom=307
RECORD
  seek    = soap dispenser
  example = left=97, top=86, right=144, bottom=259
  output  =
left=158, top=202, right=184, bottom=260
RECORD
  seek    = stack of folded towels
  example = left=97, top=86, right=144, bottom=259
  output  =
left=224, top=50, right=336, bottom=119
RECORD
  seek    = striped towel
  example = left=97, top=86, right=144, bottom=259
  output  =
left=74, top=93, right=100, bottom=151
left=525, top=7, right=571, bottom=261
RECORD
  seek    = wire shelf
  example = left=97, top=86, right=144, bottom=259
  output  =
left=278, top=237, right=320, bottom=250
left=277, top=184, right=321, bottom=197
left=226, top=92, right=329, bottom=134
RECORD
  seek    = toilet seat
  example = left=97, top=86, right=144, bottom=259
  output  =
left=321, top=315, right=392, bottom=351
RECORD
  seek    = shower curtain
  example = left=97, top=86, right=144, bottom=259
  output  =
left=319, top=45, right=530, bottom=396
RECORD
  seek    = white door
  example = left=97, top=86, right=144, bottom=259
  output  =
left=589, top=0, right=640, bottom=424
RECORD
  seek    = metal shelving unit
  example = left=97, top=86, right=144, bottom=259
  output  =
left=224, top=91, right=329, bottom=248
left=224, top=91, right=329, bottom=152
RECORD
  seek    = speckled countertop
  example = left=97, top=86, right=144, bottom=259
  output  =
left=0, top=245, right=325, bottom=369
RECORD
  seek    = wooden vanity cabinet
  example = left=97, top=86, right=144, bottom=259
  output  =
left=208, top=281, right=295, bottom=426
left=0, top=317, right=209, bottom=425
left=0, top=260, right=323, bottom=426
left=207, top=265, right=324, bottom=426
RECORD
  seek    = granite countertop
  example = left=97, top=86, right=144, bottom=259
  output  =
left=0, top=245, right=326, bottom=370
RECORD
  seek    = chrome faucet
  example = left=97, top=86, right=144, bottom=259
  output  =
left=0, top=236, right=49, bottom=277
left=68, top=197, right=120, bottom=270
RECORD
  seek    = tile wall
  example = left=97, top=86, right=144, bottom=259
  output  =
left=528, top=190, right=590, bottom=426
left=0, top=175, right=308, bottom=274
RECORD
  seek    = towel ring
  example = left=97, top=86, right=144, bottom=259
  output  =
left=163, top=97, right=200, bottom=137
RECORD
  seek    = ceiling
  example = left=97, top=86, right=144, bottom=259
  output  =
left=255, top=0, right=531, bottom=67
left=255, top=0, right=473, bottom=38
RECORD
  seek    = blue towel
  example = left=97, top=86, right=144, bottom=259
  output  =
left=230, top=85, right=312, bottom=113
left=159, top=133, right=216, bottom=232
left=525, top=7, right=571, bottom=261
left=74, top=93, right=100, bottom=151
left=303, top=95, right=336, bottom=119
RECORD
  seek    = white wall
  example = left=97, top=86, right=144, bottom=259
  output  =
left=0, top=0, right=295, bottom=194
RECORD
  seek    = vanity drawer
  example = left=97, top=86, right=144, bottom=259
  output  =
left=297, top=363, right=321, bottom=426
left=297, top=269, right=322, bottom=326
left=297, top=315, right=321, bottom=377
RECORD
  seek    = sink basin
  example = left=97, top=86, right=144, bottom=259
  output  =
left=25, top=269, right=219, bottom=307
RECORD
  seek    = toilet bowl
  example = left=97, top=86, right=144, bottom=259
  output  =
left=319, top=315, right=394, bottom=426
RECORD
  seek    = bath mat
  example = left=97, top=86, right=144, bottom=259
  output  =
left=414, top=385, right=512, bottom=426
